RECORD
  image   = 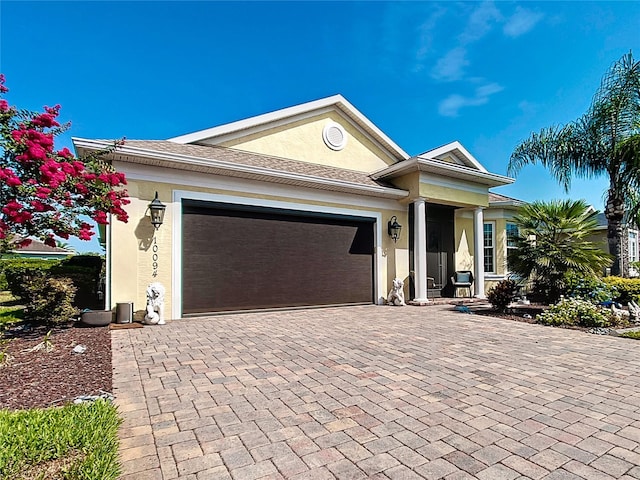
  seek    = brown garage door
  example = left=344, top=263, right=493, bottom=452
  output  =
left=182, top=201, right=375, bottom=314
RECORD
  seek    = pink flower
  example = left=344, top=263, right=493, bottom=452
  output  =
left=5, top=175, right=21, bottom=187
left=31, top=112, right=60, bottom=128
left=75, top=182, right=89, bottom=194
left=44, top=236, right=56, bottom=248
left=30, top=200, right=53, bottom=212
left=78, top=223, right=94, bottom=241
left=35, top=186, right=52, bottom=199
left=0, top=100, right=9, bottom=112
left=60, top=162, right=76, bottom=175
left=93, top=211, right=109, bottom=225
left=58, top=148, right=74, bottom=159
left=0, top=74, right=8, bottom=93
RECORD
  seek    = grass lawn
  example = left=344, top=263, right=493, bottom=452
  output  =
left=620, top=330, right=640, bottom=340
left=0, top=400, right=121, bottom=479
left=0, top=291, right=23, bottom=331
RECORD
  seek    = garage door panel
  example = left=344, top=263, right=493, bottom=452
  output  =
left=182, top=204, right=374, bottom=313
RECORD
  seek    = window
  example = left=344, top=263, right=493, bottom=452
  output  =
left=483, top=222, right=495, bottom=273
left=630, top=231, right=638, bottom=263
left=506, top=222, right=518, bottom=269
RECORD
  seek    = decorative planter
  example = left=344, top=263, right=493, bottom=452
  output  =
left=80, top=310, right=113, bottom=327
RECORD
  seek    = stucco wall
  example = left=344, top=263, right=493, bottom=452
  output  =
left=110, top=176, right=408, bottom=319
left=420, top=182, right=489, bottom=208
left=217, top=111, right=395, bottom=173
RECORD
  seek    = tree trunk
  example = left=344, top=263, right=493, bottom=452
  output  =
left=621, top=225, right=630, bottom=277
left=606, top=191, right=625, bottom=276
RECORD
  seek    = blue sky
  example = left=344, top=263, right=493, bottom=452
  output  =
left=1, top=1, right=639, bottom=252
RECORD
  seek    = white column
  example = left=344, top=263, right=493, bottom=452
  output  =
left=473, top=207, right=485, bottom=298
left=413, top=198, right=429, bottom=302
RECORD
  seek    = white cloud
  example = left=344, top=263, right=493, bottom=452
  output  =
left=415, top=6, right=448, bottom=61
left=503, top=7, right=544, bottom=38
left=438, top=83, right=504, bottom=117
left=431, top=47, right=469, bottom=81
left=476, top=82, right=504, bottom=97
left=459, top=1, right=502, bottom=44
left=430, top=2, right=502, bottom=82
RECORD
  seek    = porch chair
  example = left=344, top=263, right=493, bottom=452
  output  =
left=451, top=270, right=474, bottom=298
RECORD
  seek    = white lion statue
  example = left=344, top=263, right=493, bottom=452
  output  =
left=144, top=282, right=166, bottom=325
left=387, top=278, right=406, bottom=306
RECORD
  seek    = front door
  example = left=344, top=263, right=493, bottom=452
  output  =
left=426, top=204, right=455, bottom=298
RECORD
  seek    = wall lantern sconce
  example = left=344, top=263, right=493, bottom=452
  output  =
left=148, top=191, right=166, bottom=229
left=388, top=216, right=402, bottom=243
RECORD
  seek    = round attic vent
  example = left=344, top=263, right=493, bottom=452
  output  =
left=322, top=122, right=347, bottom=151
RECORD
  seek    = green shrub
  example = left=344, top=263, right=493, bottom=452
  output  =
left=1, top=259, right=60, bottom=300
left=22, top=276, right=79, bottom=325
left=536, top=298, right=617, bottom=328
left=565, top=273, right=618, bottom=303
left=603, top=277, right=640, bottom=304
left=1, top=255, right=105, bottom=311
left=487, top=280, right=519, bottom=312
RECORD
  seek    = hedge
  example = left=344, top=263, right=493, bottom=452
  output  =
left=0, top=256, right=104, bottom=310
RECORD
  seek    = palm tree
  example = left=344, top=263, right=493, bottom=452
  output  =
left=507, top=200, right=612, bottom=303
left=508, top=52, right=640, bottom=276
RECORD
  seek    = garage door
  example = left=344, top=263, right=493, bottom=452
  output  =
left=182, top=201, right=375, bottom=314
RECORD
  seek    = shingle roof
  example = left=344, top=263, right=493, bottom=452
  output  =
left=13, top=238, right=72, bottom=254
left=488, top=192, right=525, bottom=205
left=119, top=140, right=390, bottom=189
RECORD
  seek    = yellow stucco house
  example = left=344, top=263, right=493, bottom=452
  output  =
left=73, top=95, right=522, bottom=319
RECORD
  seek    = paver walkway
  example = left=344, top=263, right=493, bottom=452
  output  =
left=112, top=305, right=640, bottom=479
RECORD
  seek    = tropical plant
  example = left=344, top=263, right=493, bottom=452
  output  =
left=507, top=199, right=611, bottom=303
left=508, top=52, right=640, bottom=276
left=0, top=74, right=130, bottom=253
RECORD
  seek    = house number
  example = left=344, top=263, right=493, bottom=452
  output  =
left=152, top=237, right=159, bottom=277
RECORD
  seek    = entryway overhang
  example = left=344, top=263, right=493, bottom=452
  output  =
left=371, top=156, right=514, bottom=207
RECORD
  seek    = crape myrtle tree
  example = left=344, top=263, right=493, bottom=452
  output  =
left=508, top=52, right=640, bottom=276
left=0, top=74, right=129, bottom=252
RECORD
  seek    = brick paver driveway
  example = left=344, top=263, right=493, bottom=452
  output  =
left=112, top=305, right=640, bottom=479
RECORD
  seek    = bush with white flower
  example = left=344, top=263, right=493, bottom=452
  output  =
left=536, top=297, right=619, bottom=328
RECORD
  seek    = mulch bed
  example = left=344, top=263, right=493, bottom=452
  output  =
left=0, top=323, right=112, bottom=410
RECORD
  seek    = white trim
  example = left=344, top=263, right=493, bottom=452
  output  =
left=7, top=251, right=71, bottom=257
left=474, top=208, right=486, bottom=298
left=418, top=141, right=488, bottom=172
left=171, top=189, right=385, bottom=319
left=484, top=274, right=506, bottom=281
left=117, top=161, right=405, bottom=211
left=372, top=156, right=513, bottom=188
left=629, top=230, right=638, bottom=263
left=105, top=221, right=112, bottom=310
left=483, top=220, right=496, bottom=275
left=413, top=199, right=429, bottom=302
left=167, top=95, right=410, bottom=161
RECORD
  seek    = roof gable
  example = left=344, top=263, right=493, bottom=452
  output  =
left=417, top=141, right=488, bottom=172
left=168, top=95, right=409, bottom=166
